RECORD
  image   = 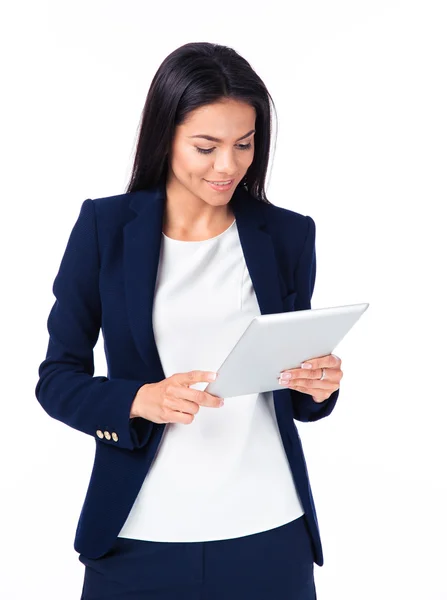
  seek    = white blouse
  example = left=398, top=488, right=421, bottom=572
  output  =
left=118, top=218, right=304, bottom=542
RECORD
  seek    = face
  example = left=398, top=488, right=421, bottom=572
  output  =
left=166, top=98, right=256, bottom=206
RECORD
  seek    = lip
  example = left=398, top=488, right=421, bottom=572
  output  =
left=205, top=179, right=234, bottom=191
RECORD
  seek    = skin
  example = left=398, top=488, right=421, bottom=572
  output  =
left=163, top=96, right=343, bottom=404
left=163, top=97, right=256, bottom=240
left=279, top=354, right=343, bottom=403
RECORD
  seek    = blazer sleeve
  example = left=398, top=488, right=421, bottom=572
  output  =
left=290, top=215, right=340, bottom=422
left=35, top=198, right=154, bottom=451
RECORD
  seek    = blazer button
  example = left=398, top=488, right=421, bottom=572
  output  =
left=96, top=430, right=104, bottom=439
left=111, top=432, right=119, bottom=442
left=104, top=430, right=111, bottom=440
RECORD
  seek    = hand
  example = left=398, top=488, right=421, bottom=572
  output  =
left=130, top=371, right=225, bottom=425
left=278, top=354, right=343, bottom=403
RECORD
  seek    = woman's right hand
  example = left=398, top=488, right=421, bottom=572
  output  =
left=129, top=371, right=224, bottom=425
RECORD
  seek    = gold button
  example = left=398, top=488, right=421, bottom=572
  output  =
left=96, top=429, right=104, bottom=439
left=104, top=430, right=111, bottom=440
left=111, top=432, right=118, bottom=442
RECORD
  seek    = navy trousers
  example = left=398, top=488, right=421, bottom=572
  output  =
left=78, top=515, right=317, bottom=599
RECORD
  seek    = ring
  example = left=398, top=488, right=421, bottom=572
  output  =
left=319, top=368, right=326, bottom=381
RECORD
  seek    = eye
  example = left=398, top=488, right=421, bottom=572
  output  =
left=196, top=143, right=252, bottom=155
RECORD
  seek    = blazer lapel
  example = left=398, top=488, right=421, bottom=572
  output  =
left=123, top=184, right=286, bottom=378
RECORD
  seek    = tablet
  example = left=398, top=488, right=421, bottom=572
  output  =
left=204, top=302, right=369, bottom=398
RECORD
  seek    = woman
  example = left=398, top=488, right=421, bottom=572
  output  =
left=35, top=42, right=343, bottom=599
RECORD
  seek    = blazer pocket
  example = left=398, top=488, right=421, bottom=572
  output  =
left=282, top=290, right=297, bottom=311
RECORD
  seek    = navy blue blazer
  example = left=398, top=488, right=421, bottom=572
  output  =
left=35, top=183, right=339, bottom=565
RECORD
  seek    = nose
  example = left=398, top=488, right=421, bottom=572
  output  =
left=213, top=148, right=239, bottom=174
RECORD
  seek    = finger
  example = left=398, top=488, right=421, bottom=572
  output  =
left=289, top=381, right=336, bottom=393
left=164, top=395, right=201, bottom=416
left=287, top=375, right=336, bottom=390
left=279, top=365, right=337, bottom=382
left=167, top=408, right=195, bottom=425
left=170, top=384, right=223, bottom=408
left=175, top=370, right=219, bottom=385
left=299, top=353, right=340, bottom=370
left=331, top=354, right=342, bottom=370
left=279, top=359, right=327, bottom=378
left=296, top=367, right=342, bottom=385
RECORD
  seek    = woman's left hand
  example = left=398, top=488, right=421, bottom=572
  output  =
left=278, top=354, right=343, bottom=403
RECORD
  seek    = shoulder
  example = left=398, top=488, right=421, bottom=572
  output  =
left=84, top=191, right=143, bottom=250
left=88, top=191, right=135, bottom=223
left=269, top=202, right=313, bottom=228
left=254, top=194, right=315, bottom=241
left=237, top=186, right=312, bottom=232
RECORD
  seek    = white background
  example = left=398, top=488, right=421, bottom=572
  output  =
left=1, top=1, right=446, bottom=598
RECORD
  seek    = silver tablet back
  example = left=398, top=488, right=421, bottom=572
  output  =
left=205, top=302, right=369, bottom=398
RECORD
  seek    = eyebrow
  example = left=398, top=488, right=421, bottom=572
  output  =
left=187, top=129, right=255, bottom=143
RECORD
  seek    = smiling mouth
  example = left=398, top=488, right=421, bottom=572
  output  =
left=205, top=179, right=234, bottom=183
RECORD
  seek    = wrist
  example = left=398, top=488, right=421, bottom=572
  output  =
left=130, top=383, right=148, bottom=419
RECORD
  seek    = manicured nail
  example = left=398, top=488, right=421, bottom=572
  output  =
left=281, top=372, right=292, bottom=379
left=301, top=363, right=312, bottom=369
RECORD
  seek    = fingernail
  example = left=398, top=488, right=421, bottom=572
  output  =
left=219, top=399, right=225, bottom=407
left=301, top=363, right=312, bottom=369
left=280, top=372, right=292, bottom=379
left=208, top=373, right=217, bottom=380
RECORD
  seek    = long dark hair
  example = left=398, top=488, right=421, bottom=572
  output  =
left=125, top=42, right=276, bottom=204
